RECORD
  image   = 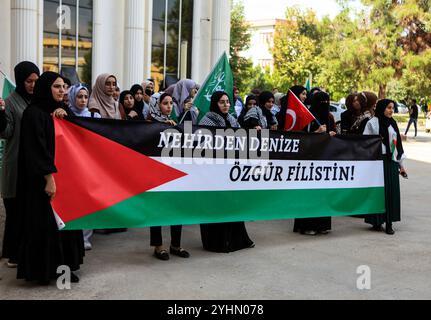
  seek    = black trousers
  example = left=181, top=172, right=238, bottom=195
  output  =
left=150, top=225, right=182, bottom=248
left=2, top=198, right=19, bottom=263
left=405, top=118, right=418, bottom=136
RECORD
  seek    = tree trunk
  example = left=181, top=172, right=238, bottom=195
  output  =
left=378, top=84, right=387, bottom=99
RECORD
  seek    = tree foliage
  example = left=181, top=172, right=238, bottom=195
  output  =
left=232, top=0, right=431, bottom=102
left=229, top=0, right=256, bottom=95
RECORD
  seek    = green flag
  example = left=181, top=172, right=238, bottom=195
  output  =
left=304, top=73, right=312, bottom=92
left=194, top=52, right=234, bottom=119
left=2, top=76, right=16, bottom=99
left=1, top=75, right=14, bottom=175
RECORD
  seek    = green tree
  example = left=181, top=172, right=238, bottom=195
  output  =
left=272, top=7, right=321, bottom=90
left=229, top=0, right=255, bottom=95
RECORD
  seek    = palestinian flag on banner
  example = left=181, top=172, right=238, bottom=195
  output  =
left=53, top=117, right=386, bottom=230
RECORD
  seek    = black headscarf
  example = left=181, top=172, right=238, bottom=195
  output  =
left=14, top=61, right=40, bottom=102
left=31, top=72, right=63, bottom=114
left=375, top=99, right=404, bottom=160
left=290, top=85, right=307, bottom=100
left=305, top=87, right=322, bottom=106
left=119, top=91, right=134, bottom=110
left=130, top=84, right=145, bottom=115
left=119, top=90, right=145, bottom=120
left=210, top=91, right=233, bottom=127
left=210, top=91, right=229, bottom=116
left=238, top=95, right=259, bottom=126
left=277, top=86, right=308, bottom=130
left=309, top=91, right=330, bottom=128
left=259, top=91, right=277, bottom=126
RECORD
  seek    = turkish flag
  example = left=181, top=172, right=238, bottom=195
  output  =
left=284, top=90, right=316, bottom=131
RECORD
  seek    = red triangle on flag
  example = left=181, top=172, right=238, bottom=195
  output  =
left=52, top=118, right=187, bottom=223
left=284, top=90, right=316, bottom=132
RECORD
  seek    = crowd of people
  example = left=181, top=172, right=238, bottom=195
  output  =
left=0, top=61, right=407, bottom=286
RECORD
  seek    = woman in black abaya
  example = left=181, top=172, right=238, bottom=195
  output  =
left=293, top=91, right=335, bottom=236
left=199, top=91, right=255, bottom=253
left=16, top=72, right=84, bottom=285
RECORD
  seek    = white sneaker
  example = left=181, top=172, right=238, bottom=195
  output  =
left=303, top=230, right=317, bottom=236
left=84, top=242, right=92, bottom=251
left=6, top=262, right=18, bottom=268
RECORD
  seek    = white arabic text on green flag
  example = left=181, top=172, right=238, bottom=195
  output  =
left=193, top=52, right=235, bottom=120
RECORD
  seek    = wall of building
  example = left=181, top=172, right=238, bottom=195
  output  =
left=1, top=0, right=231, bottom=89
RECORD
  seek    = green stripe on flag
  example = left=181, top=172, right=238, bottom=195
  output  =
left=63, top=187, right=385, bottom=230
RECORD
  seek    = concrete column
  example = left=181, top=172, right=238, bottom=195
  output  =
left=123, top=0, right=145, bottom=89
left=10, top=0, right=39, bottom=68
left=0, top=0, right=12, bottom=77
left=37, top=0, right=44, bottom=70
left=192, top=0, right=212, bottom=84
left=92, top=0, right=125, bottom=86
left=143, top=0, right=153, bottom=80
left=210, top=0, right=230, bottom=67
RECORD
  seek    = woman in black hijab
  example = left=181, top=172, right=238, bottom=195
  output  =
left=307, top=91, right=337, bottom=134
left=16, top=72, right=84, bottom=285
left=199, top=92, right=254, bottom=253
left=238, top=95, right=260, bottom=129
left=119, top=90, right=145, bottom=120
left=293, top=91, right=335, bottom=236
left=199, top=91, right=240, bottom=128
left=277, top=85, right=308, bottom=130
left=258, top=91, right=278, bottom=130
left=0, top=61, right=40, bottom=267
left=363, top=99, right=406, bottom=234
left=130, top=84, right=147, bottom=119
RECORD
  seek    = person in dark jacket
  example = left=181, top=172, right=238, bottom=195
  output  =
left=0, top=61, right=40, bottom=268
left=404, top=99, right=419, bottom=138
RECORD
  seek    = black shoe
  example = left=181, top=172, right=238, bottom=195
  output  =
left=372, top=224, right=384, bottom=232
left=170, top=247, right=190, bottom=258
left=154, top=249, right=170, bottom=261
left=386, top=224, right=395, bottom=235
left=71, top=272, right=80, bottom=283
left=109, top=228, right=128, bottom=233
left=38, top=280, right=50, bottom=286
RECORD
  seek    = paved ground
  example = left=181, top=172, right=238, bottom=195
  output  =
left=1, top=128, right=430, bottom=300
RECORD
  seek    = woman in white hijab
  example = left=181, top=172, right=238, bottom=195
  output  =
left=88, top=74, right=121, bottom=119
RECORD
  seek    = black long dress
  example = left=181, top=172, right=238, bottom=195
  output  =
left=199, top=91, right=255, bottom=253
left=293, top=114, right=333, bottom=234
left=16, top=105, right=84, bottom=283
left=293, top=95, right=333, bottom=234
left=200, top=222, right=254, bottom=253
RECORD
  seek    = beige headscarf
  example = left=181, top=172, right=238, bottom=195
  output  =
left=89, top=73, right=121, bottom=119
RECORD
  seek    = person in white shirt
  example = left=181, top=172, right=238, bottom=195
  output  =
left=363, top=99, right=407, bottom=235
